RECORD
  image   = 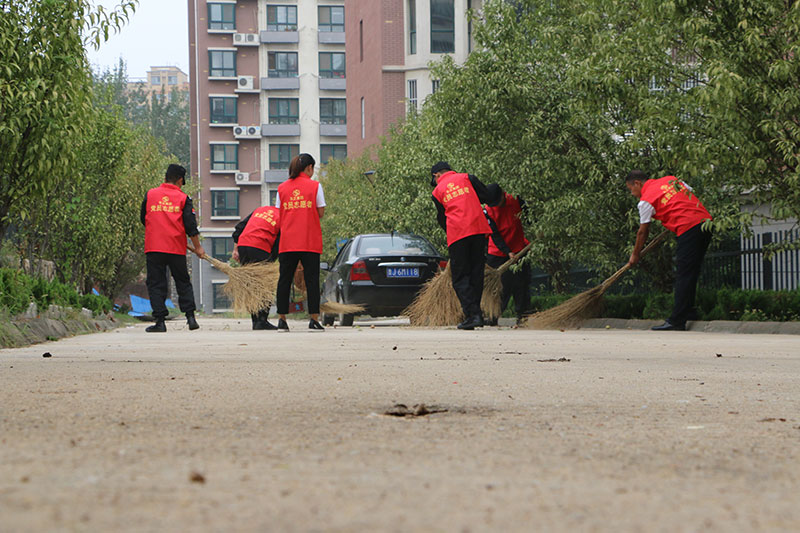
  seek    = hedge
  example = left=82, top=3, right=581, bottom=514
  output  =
left=525, top=288, right=800, bottom=322
left=0, top=268, right=112, bottom=317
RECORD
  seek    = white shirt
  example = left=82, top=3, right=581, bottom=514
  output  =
left=275, top=183, right=326, bottom=208
left=637, top=181, right=693, bottom=224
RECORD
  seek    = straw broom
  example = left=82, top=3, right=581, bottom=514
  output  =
left=189, top=246, right=280, bottom=315
left=524, top=231, right=669, bottom=330
left=405, top=242, right=533, bottom=327
left=288, top=263, right=366, bottom=316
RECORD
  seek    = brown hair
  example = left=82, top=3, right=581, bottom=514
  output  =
left=288, top=153, right=316, bottom=179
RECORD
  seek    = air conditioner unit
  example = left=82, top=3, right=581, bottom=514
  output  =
left=233, top=125, right=261, bottom=139
left=235, top=172, right=250, bottom=183
left=237, top=75, right=254, bottom=91
left=233, top=33, right=259, bottom=46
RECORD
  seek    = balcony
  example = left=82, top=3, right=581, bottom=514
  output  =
left=320, top=124, right=346, bottom=137
left=318, top=32, right=345, bottom=45
left=261, top=31, right=299, bottom=44
left=263, top=170, right=288, bottom=183
left=319, top=78, right=346, bottom=91
left=261, top=77, right=300, bottom=90
left=261, top=124, right=301, bottom=137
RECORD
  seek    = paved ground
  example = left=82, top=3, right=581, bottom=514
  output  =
left=1, top=317, right=799, bottom=532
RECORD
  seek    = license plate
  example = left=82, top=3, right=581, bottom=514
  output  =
left=386, top=267, right=419, bottom=278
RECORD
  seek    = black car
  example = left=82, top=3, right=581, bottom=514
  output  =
left=321, top=233, right=447, bottom=326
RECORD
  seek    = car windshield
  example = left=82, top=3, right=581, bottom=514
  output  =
left=356, top=235, right=438, bottom=256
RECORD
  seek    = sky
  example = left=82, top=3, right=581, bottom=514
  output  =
left=86, top=0, right=190, bottom=80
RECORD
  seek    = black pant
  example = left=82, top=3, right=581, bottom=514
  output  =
left=449, top=234, right=487, bottom=318
left=486, top=254, right=531, bottom=318
left=239, top=246, right=274, bottom=323
left=670, top=224, right=712, bottom=326
left=277, top=252, right=320, bottom=315
left=146, top=252, right=196, bottom=320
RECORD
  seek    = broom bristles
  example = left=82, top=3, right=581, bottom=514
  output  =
left=320, top=301, right=366, bottom=315
left=203, top=256, right=280, bottom=315
left=404, top=264, right=505, bottom=326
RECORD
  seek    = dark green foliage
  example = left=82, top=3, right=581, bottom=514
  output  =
left=527, top=289, right=800, bottom=322
left=0, top=268, right=112, bottom=316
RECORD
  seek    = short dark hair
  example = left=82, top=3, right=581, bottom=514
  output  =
left=626, top=170, right=647, bottom=183
left=431, top=161, right=451, bottom=176
left=165, top=164, right=186, bottom=183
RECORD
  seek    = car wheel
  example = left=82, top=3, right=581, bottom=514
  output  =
left=339, top=312, right=354, bottom=327
left=321, top=313, right=335, bottom=326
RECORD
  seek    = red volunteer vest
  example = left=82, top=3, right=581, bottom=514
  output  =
left=277, top=173, right=323, bottom=254
left=238, top=206, right=280, bottom=253
left=485, top=193, right=529, bottom=257
left=432, top=171, right=491, bottom=247
left=144, top=183, right=189, bottom=254
left=640, top=176, right=712, bottom=236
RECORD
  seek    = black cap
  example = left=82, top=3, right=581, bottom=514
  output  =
left=431, top=161, right=451, bottom=176
left=485, top=184, right=505, bottom=207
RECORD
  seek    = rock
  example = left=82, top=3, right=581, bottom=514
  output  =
left=24, top=302, right=38, bottom=319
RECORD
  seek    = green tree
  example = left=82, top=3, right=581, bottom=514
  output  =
left=0, top=0, right=137, bottom=241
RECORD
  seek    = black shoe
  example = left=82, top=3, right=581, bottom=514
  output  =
left=186, top=313, right=199, bottom=331
left=457, top=315, right=483, bottom=330
left=146, top=320, right=166, bottom=333
left=651, top=320, right=686, bottom=331
left=309, top=319, right=324, bottom=331
left=253, top=320, right=278, bottom=330
left=277, top=318, right=289, bottom=332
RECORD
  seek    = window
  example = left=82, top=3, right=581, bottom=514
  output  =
left=270, top=144, right=299, bottom=169
left=359, top=20, right=363, bottom=61
left=467, top=0, right=473, bottom=53
left=210, top=144, right=238, bottom=171
left=319, top=6, right=344, bottom=32
left=360, top=97, right=365, bottom=138
left=408, top=0, right=416, bottom=55
left=268, top=189, right=279, bottom=207
left=320, top=98, right=346, bottom=125
left=211, top=190, right=239, bottom=217
left=407, top=80, right=417, bottom=114
left=319, top=52, right=345, bottom=78
left=321, top=144, right=347, bottom=163
left=267, top=5, right=297, bottom=31
left=168, top=75, right=178, bottom=85
left=432, top=79, right=440, bottom=94
left=209, top=50, right=236, bottom=77
left=212, top=283, right=232, bottom=310
left=430, top=0, right=455, bottom=53
left=211, top=238, right=234, bottom=262
left=208, top=3, right=235, bottom=31
left=268, top=98, right=299, bottom=124
left=356, top=235, right=439, bottom=256
left=209, top=97, right=237, bottom=124
left=268, top=52, right=298, bottom=78
left=151, top=75, right=161, bottom=85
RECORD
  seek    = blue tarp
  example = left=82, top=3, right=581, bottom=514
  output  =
left=128, top=294, right=175, bottom=317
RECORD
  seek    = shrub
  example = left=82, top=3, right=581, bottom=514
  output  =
left=0, top=268, right=112, bottom=317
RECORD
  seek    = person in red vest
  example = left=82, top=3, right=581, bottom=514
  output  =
left=140, top=164, right=204, bottom=333
left=626, top=170, right=713, bottom=331
left=232, top=205, right=281, bottom=330
left=430, top=161, right=497, bottom=330
left=483, top=184, right=531, bottom=325
left=275, top=153, right=326, bottom=332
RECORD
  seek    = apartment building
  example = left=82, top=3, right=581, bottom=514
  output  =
left=346, top=0, right=479, bottom=156
left=188, top=0, right=347, bottom=313
left=127, top=66, right=190, bottom=104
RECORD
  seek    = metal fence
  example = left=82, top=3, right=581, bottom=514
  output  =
left=739, top=229, right=800, bottom=290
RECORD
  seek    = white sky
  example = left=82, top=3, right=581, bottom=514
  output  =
left=86, top=0, right=190, bottom=80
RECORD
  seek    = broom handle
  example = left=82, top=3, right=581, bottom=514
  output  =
left=600, top=230, right=670, bottom=287
left=496, top=241, right=534, bottom=274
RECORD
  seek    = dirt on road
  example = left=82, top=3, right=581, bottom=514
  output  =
left=1, top=318, right=799, bottom=532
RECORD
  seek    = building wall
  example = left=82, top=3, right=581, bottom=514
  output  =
left=346, top=0, right=479, bottom=156
left=189, top=0, right=347, bottom=313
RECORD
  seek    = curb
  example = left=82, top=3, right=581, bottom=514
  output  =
left=579, top=318, right=800, bottom=335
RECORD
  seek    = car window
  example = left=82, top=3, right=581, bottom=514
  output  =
left=356, top=235, right=438, bottom=256
left=333, top=240, right=352, bottom=266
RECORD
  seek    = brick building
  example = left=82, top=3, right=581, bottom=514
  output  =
left=188, top=0, right=347, bottom=313
left=346, top=0, right=480, bottom=156
left=127, top=66, right=190, bottom=104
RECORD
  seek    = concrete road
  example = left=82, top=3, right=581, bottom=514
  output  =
left=1, top=318, right=799, bottom=532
